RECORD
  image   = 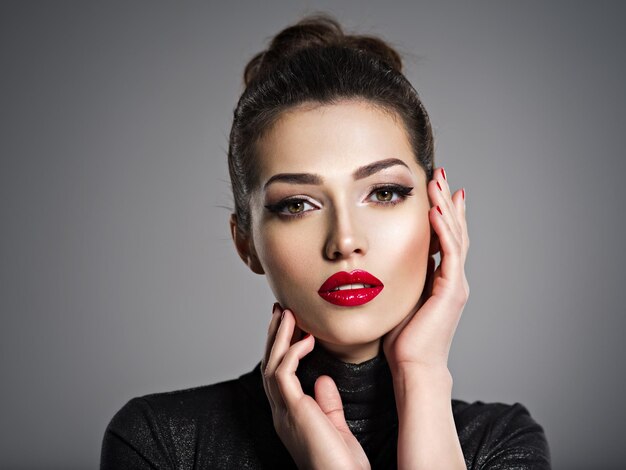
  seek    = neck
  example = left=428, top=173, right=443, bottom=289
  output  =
left=316, top=337, right=382, bottom=364
left=295, top=339, right=398, bottom=432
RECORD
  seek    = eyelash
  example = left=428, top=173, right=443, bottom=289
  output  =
left=264, top=184, right=414, bottom=219
left=368, top=184, right=414, bottom=206
left=265, top=198, right=318, bottom=219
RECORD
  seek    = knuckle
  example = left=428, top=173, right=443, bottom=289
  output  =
left=262, top=366, right=276, bottom=381
left=452, top=285, right=469, bottom=306
left=274, top=363, right=289, bottom=384
left=453, top=294, right=466, bottom=308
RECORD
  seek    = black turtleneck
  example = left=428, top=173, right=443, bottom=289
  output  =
left=101, top=345, right=550, bottom=469
left=296, top=344, right=398, bottom=465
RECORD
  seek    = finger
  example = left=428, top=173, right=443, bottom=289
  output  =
left=430, top=167, right=464, bottom=261
left=434, top=168, right=455, bottom=218
left=290, top=322, right=305, bottom=346
left=452, top=188, right=469, bottom=259
left=435, top=167, right=453, bottom=206
left=265, top=308, right=296, bottom=375
left=429, top=192, right=461, bottom=254
left=429, top=204, right=463, bottom=278
left=262, top=303, right=283, bottom=371
left=264, top=307, right=299, bottom=410
left=275, top=326, right=315, bottom=408
left=314, top=375, right=351, bottom=434
left=430, top=169, right=462, bottom=245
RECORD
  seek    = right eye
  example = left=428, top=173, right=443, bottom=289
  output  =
left=265, top=198, right=319, bottom=218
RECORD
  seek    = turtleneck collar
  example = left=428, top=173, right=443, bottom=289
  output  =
left=295, top=344, right=398, bottom=435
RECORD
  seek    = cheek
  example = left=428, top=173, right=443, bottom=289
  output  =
left=253, top=222, right=320, bottom=304
left=371, top=204, right=431, bottom=298
left=403, top=217, right=431, bottom=283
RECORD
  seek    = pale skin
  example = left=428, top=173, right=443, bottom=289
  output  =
left=231, top=100, right=469, bottom=469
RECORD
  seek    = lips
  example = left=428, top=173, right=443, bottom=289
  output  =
left=318, top=270, right=384, bottom=307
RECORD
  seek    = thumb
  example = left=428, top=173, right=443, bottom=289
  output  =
left=314, top=375, right=350, bottom=434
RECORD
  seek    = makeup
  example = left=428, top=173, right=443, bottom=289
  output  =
left=318, top=270, right=384, bottom=307
left=251, top=101, right=431, bottom=355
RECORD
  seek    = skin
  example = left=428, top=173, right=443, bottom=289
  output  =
left=231, top=99, right=469, bottom=469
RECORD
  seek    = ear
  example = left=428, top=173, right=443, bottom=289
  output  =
left=230, top=214, right=265, bottom=275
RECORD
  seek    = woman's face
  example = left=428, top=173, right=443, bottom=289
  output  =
left=244, top=100, right=432, bottom=363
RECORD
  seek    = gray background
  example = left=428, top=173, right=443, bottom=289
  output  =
left=1, top=1, right=624, bottom=468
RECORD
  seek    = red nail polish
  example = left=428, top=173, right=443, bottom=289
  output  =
left=436, top=205, right=443, bottom=215
left=436, top=181, right=442, bottom=191
left=462, top=188, right=465, bottom=200
left=272, top=302, right=280, bottom=314
left=441, top=168, right=447, bottom=180
left=303, top=333, right=311, bottom=340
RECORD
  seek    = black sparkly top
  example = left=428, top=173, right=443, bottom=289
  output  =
left=101, top=345, right=550, bottom=469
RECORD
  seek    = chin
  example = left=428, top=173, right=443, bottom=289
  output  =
left=303, top=308, right=396, bottom=344
left=283, top=291, right=418, bottom=341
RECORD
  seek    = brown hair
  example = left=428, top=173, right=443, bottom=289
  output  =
left=228, top=14, right=434, bottom=235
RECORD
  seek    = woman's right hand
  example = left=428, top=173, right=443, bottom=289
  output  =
left=261, top=304, right=370, bottom=470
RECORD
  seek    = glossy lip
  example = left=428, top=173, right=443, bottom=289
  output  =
left=318, top=269, right=384, bottom=307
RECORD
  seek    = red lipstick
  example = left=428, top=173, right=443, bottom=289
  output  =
left=318, top=270, right=384, bottom=307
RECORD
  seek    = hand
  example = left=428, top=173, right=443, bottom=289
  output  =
left=261, top=304, right=371, bottom=470
left=383, top=167, right=469, bottom=375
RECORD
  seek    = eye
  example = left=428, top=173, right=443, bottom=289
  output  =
left=373, top=189, right=395, bottom=202
left=265, top=198, right=319, bottom=218
left=285, top=200, right=312, bottom=214
left=367, top=184, right=413, bottom=205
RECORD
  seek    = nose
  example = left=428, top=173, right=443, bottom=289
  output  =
left=323, top=207, right=368, bottom=261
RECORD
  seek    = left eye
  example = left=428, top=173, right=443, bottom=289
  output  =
left=371, top=189, right=396, bottom=202
left=368, top=188, right=402, bottom=203
left=366, top=185, right=413, bottom=205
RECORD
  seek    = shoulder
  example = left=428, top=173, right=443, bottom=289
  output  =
left=109, top=362, right=268, bottom=425
left=452, top=399, right=551, bottom=469
left=101, top=367, right=272, bottom=469
left=109, top=377, right=238, bottom=427
left=452, top=398, right=542, bottom=431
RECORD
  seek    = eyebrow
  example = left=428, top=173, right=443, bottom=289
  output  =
left=263, top=173, right=323, bottom=189
left=353, top=158, right=410, bottom=180
left=263, top=158, right=410, bottom=190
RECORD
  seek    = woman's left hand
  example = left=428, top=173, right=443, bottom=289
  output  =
left=382, top=167, right=469, bottom=468
left=383, top=167, right=469, bottom=375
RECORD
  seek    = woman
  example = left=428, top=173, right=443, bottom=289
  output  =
left=101, top=14, right=550, bottom=469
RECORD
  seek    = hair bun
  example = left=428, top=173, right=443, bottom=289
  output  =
left=244, top=14, right=403, bottom=87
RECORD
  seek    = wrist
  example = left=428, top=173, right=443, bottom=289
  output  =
left=392, top=365, right=453, bottom=404
left=391, top=361, right=452, bottom=384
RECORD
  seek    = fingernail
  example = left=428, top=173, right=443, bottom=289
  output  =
left=441, top=168, right=447, bottom=181
left=303, top=333, right=311, bottom=340
left=272, top=302, right=280, bottom=315
left=462, top=188, right=465, bottom=200
left=436, top=205, right=443, bottom=215
left=436, top=181, right=442, bottom=191
left=280, top=310, right=286, bottom=321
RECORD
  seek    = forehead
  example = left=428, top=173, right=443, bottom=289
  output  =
left=255, top=100, right=421, bottom=179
